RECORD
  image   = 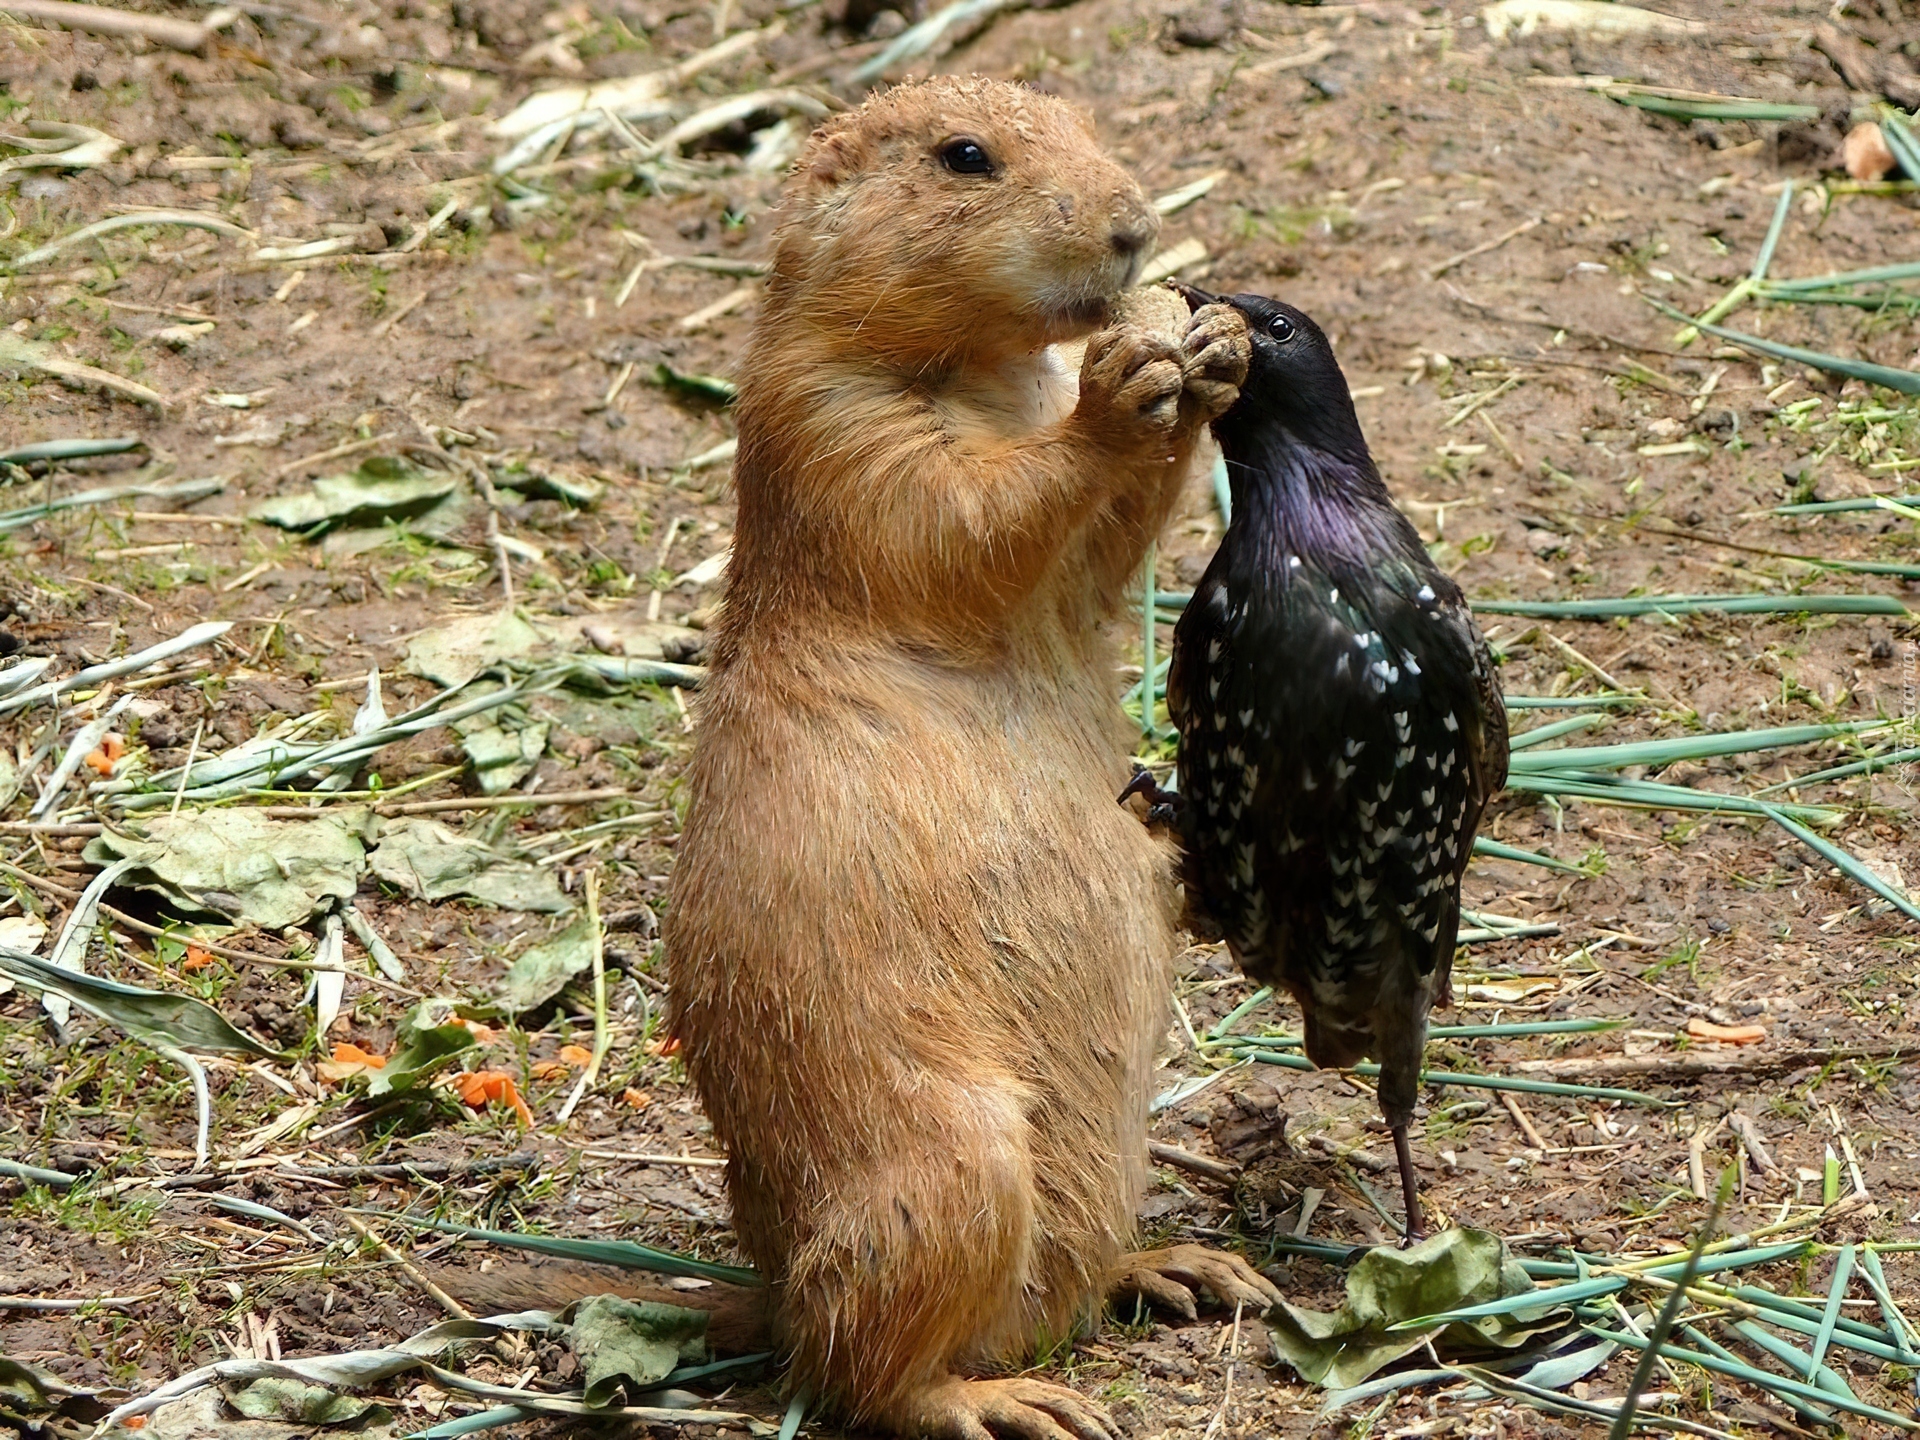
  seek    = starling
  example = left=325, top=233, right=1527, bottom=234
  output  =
left=1136, top=286, right=1509, bottom=1240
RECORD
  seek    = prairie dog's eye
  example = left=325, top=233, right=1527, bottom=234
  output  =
left=1268, top=312, right=1296, bottom=342
left=939, top=139, right=994, bottom=176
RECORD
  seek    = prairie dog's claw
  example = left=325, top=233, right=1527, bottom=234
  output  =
left=898, top=1377, right=1119, bottom=1440
left=1180, top=303, right=1250, bottom=421
left=1078, top=324, right=1184, bottom=445
left=1114, top=1242, right=1282, bottom=1317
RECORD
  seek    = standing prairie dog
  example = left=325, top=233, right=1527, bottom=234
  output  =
left=667, top=77, right=1275, bottom=1439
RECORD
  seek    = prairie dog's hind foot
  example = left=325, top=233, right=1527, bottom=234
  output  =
left=892, top=1376, right=1118, bottom=1440
left=1110, top=1244, right=1281, bottom=1322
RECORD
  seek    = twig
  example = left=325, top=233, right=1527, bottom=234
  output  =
left=268, top=431, right=399, bottom=480
left=1428, top=216, right=1542, bottom=280
left=1539, top=631, right=1635, bottom=695
left=0, top=1292, right=159, bottom=1311
left=1200, top=1301, right=1245, bottom=1440
left=0, top=340, right=168, bottom=409
left=107, top=914, right=421, bottom=994
left=370, top=290, right=427, bottom=338
left=603, top=360, right=636, bottom=408
left=5, top=209, right=252, bottom=271
left=1501, top=1092, right=1551, bottom=1150
left=1148, top=1141, right=1238, bottom=1182
left=677, top=284, right=758, bottom=333
left=1726, top=1111, right=1781, bottom=1176
left=1688, top=1116, right=1726, bottom=1201
left=338, top=1212, right=473, bottom=1319
left=1512, top=1046, right=1920, bottom=1080
left=0, top=0, right=229, bottom=49
left=555, top=868, right=608, bottom=1125
left=256, top=787, right=635, bottom=819
left=579, top=1149, right=726, bottom=1168
left=170, top=719, right=204, bottom=819
left=269, top=1153, right=536, bottom=1184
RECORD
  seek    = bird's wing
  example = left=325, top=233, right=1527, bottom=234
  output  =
left=1423, top=579, right=1510, bottom=844
left=1174, top=557, right=1483, bottom=999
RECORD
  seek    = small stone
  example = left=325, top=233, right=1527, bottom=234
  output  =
left=1170, top=1, right=1231, bottom=46
left=1693, top=408, right=1736, bottom=438
left=1842, top=121, right=1898, bottom=183
left=865, top=7, right=907, bottom=38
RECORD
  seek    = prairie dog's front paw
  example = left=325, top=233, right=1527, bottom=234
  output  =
left=1075, top=324, right=1184, bottom=448
left=1180, top=303, right=1250, bottom=422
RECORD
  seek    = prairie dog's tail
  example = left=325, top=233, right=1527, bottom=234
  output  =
left=440, top=1265, right=774, bottom=1354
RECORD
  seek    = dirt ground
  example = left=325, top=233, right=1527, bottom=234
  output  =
left=3, top=0, right=1920, bottom=1435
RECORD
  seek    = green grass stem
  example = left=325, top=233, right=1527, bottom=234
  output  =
left=1772, top=492, right=1920, bottom=516
left=1644, top=297, right=1920, bottom=396
left=1758, top=746, right=1920, bottom=793
left=1588, top=1328, right=1920, bottom=1429
left=1243, top=1049, right=1671, bottom=1106
left=1472, top=837, right=1584, bottom=872
left=1751, top=184, right=1796, bottom=284
left=1807, top=1244, right=1857, bottom=1380
left=1508, top=721, right=1884, bottom=774
left=1758, top=802, right=1920, bottom=921
left=1510, top=714, right=1610, bottom=749
left=1471, top=594, right=1907, bottom=618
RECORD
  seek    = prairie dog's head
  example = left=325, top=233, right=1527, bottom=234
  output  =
left=765, top=76, right=1158, bottom=369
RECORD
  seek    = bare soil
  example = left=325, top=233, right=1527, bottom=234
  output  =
left=2, top=0, right=1919, bottom=1437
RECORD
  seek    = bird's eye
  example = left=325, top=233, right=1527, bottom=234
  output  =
left=939, top=139, right=994, bottom=176
left=1268, top=313, right=1296, bottom=342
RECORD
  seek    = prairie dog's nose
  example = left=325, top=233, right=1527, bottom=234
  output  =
left=1110, top=213, right=1156, bottom=259
left=1109, top=190, right=1159, bottom=260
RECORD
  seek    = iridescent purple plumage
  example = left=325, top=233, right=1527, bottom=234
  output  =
left=1162, top=286, right=1509, bottom=1241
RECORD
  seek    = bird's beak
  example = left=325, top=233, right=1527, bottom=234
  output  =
left=1170, top=280, right=1222, bottom=313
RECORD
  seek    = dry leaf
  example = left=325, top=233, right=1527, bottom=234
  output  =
left=558, top=1043, right=593, bottom=1066
left=621, top=1088, right=652, bottom=1109
left=530, top=1059, right=571, bottom=1080
left=1686, top=1017, right=1766, bottom=1046
left=181, top=944, right=215, bottom=972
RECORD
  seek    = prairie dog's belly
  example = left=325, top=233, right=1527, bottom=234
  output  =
left=673, top=642, right=1173, bottom=1024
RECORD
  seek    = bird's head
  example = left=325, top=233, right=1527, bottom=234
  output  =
left=1173, top=283, right=1372, bottom=472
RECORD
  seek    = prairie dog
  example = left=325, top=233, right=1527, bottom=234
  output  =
left=667, top=77, right=1273, bottom=1440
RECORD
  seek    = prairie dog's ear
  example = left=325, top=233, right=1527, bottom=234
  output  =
left=801, top=116, right=873, bottom=186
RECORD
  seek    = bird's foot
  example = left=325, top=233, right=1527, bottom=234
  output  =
left=1119, top=767, right=1183, bottom=828
left=1391, top=1125, right=1426, bottom=1247
left=1110, top=1244, right=1281, bottom=1322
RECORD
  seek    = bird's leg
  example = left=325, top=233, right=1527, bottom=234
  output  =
left=1118, top=766, right=1184, bottom=826
left=1391, top=1124, right=1426, bottom=1247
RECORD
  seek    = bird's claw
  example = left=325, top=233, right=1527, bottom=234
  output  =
left=1118, top=765, right=1181, bottom=811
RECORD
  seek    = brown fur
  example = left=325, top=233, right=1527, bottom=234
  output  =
left=663, top=78, right=1270, bottom=1439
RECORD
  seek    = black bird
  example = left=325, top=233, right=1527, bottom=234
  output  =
left=1131, top=286, right=1508, bottom=1241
